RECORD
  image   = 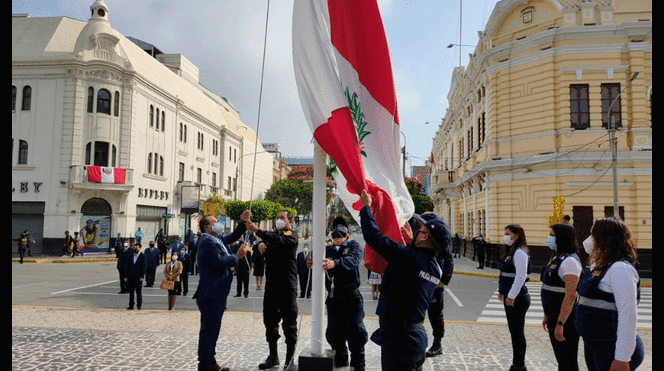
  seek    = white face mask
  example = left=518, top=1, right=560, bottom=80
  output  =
left=171, top=255, right=178, bottom=261
left=211, top=222, right=224, bottom=236
left=503, top=234, right=515, bottom=246
left=275, top=219, right=287, bottom=230
left=583, top=236, right=595, bottom=255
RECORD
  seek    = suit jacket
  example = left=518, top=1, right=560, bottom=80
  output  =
left=193, top=223, right=246, bottom=301
left=125, top=252, right=147, bottom=280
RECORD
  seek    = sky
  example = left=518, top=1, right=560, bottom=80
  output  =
left=12, top=0, right=500, bottom=172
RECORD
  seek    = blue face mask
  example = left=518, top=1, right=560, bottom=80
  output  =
left=546, top=236, right=557, bottom=251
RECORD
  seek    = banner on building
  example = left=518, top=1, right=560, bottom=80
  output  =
left=87, top=166, right=125, bottom=184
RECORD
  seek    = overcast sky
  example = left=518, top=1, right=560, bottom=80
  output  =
left=12, top=0, right=500, bottom=171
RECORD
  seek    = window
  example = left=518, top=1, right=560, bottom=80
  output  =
left=22, top=86, right=32, bottom=111
left=229, top=146, right=232, bottom=161
left=197, top=133, right=204, bottom=150
left=570, top=84, right=590, bottom=129
left=197, top=168, right=203, bottom=184
left=114, top=91, right=120, bottom=116
left=228, top=176, right=232, bottom=190
left=147, top=153, right=153, bottom=173
left=212, top=172, right=217, bottom=188
left=161, top=111, right=165, bottom=132
left=87, top=87, right=94, bottom=113
left=149, top=105, right=154, bottom=127
left=12, top=86, right=17, bottom=111
left=96, top=89, right=111, bottom=114
left=234, top=148, right=237, bottom=163
left=179, top=123, right=184, bottom=141
left=178, top=162, right=185, bottom=182
left=18, top=140, right=28, bottom=164
left=159, top=155, right=164, bottom=176
left=602, top=83, right=622, bottom=128
left=155, top=108, right=160, bottom=130
left=85, top=141, right=111, bottom=166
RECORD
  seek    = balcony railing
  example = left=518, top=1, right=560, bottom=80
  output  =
left=69, top=165, right=134, bottom=190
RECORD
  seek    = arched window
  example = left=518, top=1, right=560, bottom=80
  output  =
left=22, top=86, right=32, bottom=111
left=159, top=155, right=164, bottom=176
left=179, top=123, right=183, bottom=141
left=149, top=105, right=154, bottom=127
left=12, top=86, right=17, bottom=111
left=96, top=89, right=111, bottom=114
left=18, top=140, right=28, bottom=164
left=147, top=153, right=153, bottom=173
left=114, top=91, right=120, bottom=116
left=87, top=87, right=94, bottom=113
left=155, top=108, right=160, bottom=130
left=161, top=111, right=165, bottom=132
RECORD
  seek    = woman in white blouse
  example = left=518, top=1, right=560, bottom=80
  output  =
left=574, top=217, right=644, bottom=371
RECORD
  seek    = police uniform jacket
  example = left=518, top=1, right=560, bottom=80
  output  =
left=256, top=228, right=299, bottom=291
left=325, top=239, right=363, bottom=297
left=360, top=206, right=441, bottom=353
left=193, top=223, right=246, bottom=302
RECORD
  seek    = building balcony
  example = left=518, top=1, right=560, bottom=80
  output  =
left=69, top=165, right=134, bottom=191
left=430, top=170, right=456, bottom=194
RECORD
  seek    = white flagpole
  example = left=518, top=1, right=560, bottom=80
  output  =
left=310, top=141, right=327, bottom=355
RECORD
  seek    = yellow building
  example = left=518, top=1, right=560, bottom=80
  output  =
left=430, top=0, right=651, bottom=272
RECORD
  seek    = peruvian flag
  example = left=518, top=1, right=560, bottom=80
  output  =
left=293, top=0, right=414, bottom=273
left=87, top=166, right=125, bottom=184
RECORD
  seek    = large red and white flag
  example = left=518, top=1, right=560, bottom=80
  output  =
left=87, top=166, right=125, bottom=184
left=293, top=0, right=414, bottom=273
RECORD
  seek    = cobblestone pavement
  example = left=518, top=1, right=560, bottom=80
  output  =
left=12, top=305, right=652, bottom=371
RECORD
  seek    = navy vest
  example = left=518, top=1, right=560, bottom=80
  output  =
left=540, top=253, right=580, bottom=317
left=574, top=259, right=640, bottom=341
left=498, top=247, right=531, bottom=297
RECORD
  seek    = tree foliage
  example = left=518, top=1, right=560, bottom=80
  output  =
left=264, top=179, right=312, bottom=217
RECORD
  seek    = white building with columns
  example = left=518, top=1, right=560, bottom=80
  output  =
left=12, top=0, right=273, bottom=254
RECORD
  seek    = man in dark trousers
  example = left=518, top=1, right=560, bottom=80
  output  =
left=359, top=190, right=451, bottom=371
left=179, top=246, right=191, bottom=296
left=323, top=222, right=368, bottom=371
left=124, top=243, right=147, bottom=310
left=296, top=244, right=312, bottom=298
left=246, top=210, right=299, bottom=371
left=116, top=242, right=130, bottom=294
left=144, top=241, right=160, bottom=287
left=233, top=241, right=252, bottom=298
left=193, top=211, right=249, bottom=371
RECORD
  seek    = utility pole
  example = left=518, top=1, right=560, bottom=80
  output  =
left=608, top=71, right=639, bottom=219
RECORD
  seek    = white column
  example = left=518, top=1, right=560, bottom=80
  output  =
left=310, top=141, right=326, bottom=355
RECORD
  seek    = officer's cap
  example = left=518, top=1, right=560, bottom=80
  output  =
left=331, top=225, right=349, bottom=238
left=412, top=212, right=451, bottom=252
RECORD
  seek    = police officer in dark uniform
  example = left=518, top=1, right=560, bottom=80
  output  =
left=359, top=190, right=450, bottom=371
left=323, top=222, right=368, bottom=371
left=246, top=210, right=299, bottom=371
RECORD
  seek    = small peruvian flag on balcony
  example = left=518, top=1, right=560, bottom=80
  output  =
left=87, top=166, right=125, bottom=184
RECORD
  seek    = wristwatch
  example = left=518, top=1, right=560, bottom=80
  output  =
left=557, top=320, right=565, bottom=326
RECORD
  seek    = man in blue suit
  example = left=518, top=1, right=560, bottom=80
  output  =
left=124, top=243, right=147, bottom=310
left=193, top=211, right=251, bottom=371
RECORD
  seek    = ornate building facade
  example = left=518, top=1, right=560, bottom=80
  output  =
left=430, top=0, right=651, bottom=271
left=12, top=0, right=274, bottom=254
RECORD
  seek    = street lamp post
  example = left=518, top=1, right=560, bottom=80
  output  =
left=608, top=71, right=639, bottom=219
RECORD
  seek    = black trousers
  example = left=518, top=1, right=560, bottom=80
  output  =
left=325, top=294, right=368, bottom=369
left=127, top=278, right=143, bottom=308
left=503, top=294, right=531, bottom=367
left=236, top=272, right=249, bottom=297
left=263, top=288, right=298, bottom=345
left=118, top=269, right=127, bottom=292
left=545, top=313, right=580, bottom=371
left=427, top=287, right=445, bottom=340
left=145, top=266, right=157, bottom=287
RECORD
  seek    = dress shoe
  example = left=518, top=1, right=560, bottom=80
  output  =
left=426, top=342, right=443, bottom=357
left=210, top=363, right=230, bottom=371
left=258, top=355, right=279, bottom=370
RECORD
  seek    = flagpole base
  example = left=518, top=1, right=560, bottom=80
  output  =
left=298, top=348, right=335, bottom=371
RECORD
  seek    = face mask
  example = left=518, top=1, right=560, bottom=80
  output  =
left=211, top=222, right=224, bottom=236
left=171, top=255, right=178, bottom=261
left=583, top=236, right=595, bottom=255
left=275, top=219, right=286, bottom=230
left=503, top=234, right=514, bottom=246
left=546, top=236, right=557, bottom=251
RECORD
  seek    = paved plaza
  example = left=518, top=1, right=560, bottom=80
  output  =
left=12, top=296, right=652, bottom=370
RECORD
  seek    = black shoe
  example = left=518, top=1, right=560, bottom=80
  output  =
left=258, top=355, right=279, bottom=370
left=126, top=306, right=134, bottom=310
left=508, top=365, right=527, bottom=371
left=234, top=294, right=241, bottom=297
left=426, top=342, right=442, bottom=357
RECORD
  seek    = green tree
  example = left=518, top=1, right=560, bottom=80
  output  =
left=264, top=179, right=312, bottom=217
left=404, top=176, right=434, bottom=214
left=225, top=199, right=296, bottom=222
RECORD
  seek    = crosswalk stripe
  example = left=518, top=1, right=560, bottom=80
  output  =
left=477, top=282, right=652, bottom=329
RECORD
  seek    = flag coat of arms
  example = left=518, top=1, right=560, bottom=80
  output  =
left=87, top=166, right=125, bottom=184
left=293, top=0, right=414, bottom=273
